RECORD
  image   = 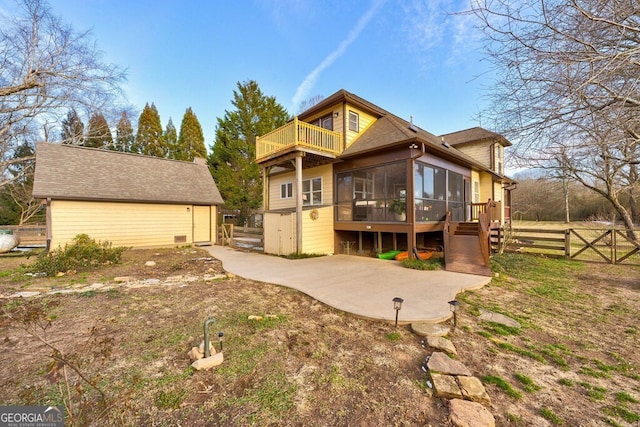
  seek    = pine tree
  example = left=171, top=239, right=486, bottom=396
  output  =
left=134, top=103, right=166, bottom=157
left=208, top=81, right=290, bottom=223
left=85, top=112, right=113, bottom=148
left=114, top=111, right=134, bottom=152
left=163, top=118, right=178, bottom=159
left=60, top=109, right=85, bottom=145
left=176, top=107, right=206, bottom=161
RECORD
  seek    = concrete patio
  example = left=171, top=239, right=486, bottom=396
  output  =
left=204, top=245, right=492, bottom=324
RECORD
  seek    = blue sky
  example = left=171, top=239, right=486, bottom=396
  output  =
left=5, top=0, right=492, bottom=151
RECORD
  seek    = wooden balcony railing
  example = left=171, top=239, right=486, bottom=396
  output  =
left=471, top=200, right=504, bottom=222
left=256, top=117, right=342, bottom=162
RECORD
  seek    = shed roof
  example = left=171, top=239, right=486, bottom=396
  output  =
left=32, top=143, right=224, bottom=205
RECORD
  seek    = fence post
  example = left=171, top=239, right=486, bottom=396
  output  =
left=565, top=229, right=571, bottom=258
left=611, top=228, right=616, bottom=265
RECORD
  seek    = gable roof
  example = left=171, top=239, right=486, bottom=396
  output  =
left=298, top=89, right=388, bottom=120
left=32, top=143, right=224, bottom=205
left=331, top=94, right=489, bottom=171
left=440, top=127, right=512, bottom=147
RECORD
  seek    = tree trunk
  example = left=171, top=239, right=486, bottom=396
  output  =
left=610, top=198, right=639, bottom=245
left=563, top=177, right=570, bottom=223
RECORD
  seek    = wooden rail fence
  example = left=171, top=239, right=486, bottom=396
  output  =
left=492, top=227, right=640, bottom=265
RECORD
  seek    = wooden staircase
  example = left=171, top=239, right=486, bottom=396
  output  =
left=443, top=215, right=492, bottom=277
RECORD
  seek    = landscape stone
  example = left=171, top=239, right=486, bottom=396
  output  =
left=188, top=347, right=203, bottom=361
left=478, top=309, right=521, bottom=328
left=426, top=335, right=457, bottom=355
left=430, top=373, right=463, bottom=399
left=8, top=291, right=41, bottom=298
left=144, top=261, right=156, bottom=266
left=457, top=376, right=491, bottom=405
left=427, top=352, right=472, bottom=376
left=448, top=399, right=495, bottom=427
left=191, top=352, right=224, bottom=370
left=411, top=322, right=451, bottom=337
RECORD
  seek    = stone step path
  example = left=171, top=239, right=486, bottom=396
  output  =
left=412, top=310, right=521, bottom=427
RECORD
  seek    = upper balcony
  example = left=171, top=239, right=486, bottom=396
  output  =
left=256, top=117, right=342, bottom=164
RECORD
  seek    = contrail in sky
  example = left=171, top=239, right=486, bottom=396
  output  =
left=291, top=0, right=385, bottom=111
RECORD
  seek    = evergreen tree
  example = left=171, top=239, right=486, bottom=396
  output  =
left=163, top=118, right=178, bottom=159
left=60, top=109, right=85, bottom=145
left=85, top=112, right=113, bottom=148
left=134, top=103, right=166, bottom=157
left=114, top=111, right=134, bottom=152
left=177, top=107, right=206, bottom=161
left=208, top=81, right=290, bottom=223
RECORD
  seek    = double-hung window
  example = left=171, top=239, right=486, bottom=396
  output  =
left=280, top=182, right=293, bottom=199
left=302, top=177, right=322, bottom=206
left=348, top=111, right=359, bottom=132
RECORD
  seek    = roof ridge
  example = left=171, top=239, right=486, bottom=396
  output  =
left=39, top=142, right=203, bottom=165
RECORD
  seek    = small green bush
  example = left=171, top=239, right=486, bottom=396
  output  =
left=27, top=234, right=127, bottom=276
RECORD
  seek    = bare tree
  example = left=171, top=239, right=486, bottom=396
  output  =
left=470, top=0, right=640, bottom=242
left=0, top=0, right=126, bottom=187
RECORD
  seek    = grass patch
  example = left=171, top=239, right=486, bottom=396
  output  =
left=539, top=344, right=570, bottom=368
left=401, top=257, right=444, bottom=270
left=482, top=375, right=522, bottom=399
left=579, top=365, right=611, bottom=379
left=482, top=321, right=521, bottom=336
left=579, top=382, right=607, bottom=401
left=603, top=406, right=640, bottom=423
left=385, top=332, right=402, bottom=342
left=557, top=378, right=574, bottom=387
left=513, top=373, right=541, bottom=392
left=154, top=389, right=186, bottom=409
left=614, top=391, right=638, bottom=404
left=496, top=342, right=546, bottom=363
left=477, top=330, right=493, bottom=339
left=505, top=412, right=524, bottom=426
left=540, top=407, right=564, bottom=425
left=239, top=372, right=297, bottom=414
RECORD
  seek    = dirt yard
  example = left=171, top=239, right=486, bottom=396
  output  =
left=0, top=247, right=638, bottom=426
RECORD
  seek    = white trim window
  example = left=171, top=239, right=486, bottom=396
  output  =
left=280, top=182, right=293, bottom=199
left=302, top=177, right=322, bottom=206
left=349, top=111, right=359, bottom=132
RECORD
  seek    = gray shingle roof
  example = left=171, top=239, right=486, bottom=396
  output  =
left=32, top=143, right=224, bottom=205
left=339, top=106, right=489, bottom=171
left=440, top=127, right=512, bottom=147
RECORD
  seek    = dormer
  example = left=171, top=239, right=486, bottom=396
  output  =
left=440, top=127, right=512, bottom=176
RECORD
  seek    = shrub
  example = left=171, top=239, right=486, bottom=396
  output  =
left=27, top=234, right=127, bottom=276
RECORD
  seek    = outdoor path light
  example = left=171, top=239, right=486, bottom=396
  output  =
left=448, top=300, right=459, bottom=328
left=393, top=297, right=404, bottom=328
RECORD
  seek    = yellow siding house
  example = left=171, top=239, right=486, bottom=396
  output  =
left=32, top=143, right=224, bottom=249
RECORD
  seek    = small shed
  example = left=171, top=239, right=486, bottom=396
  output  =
left=32, top=143, right=224, bottom=249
